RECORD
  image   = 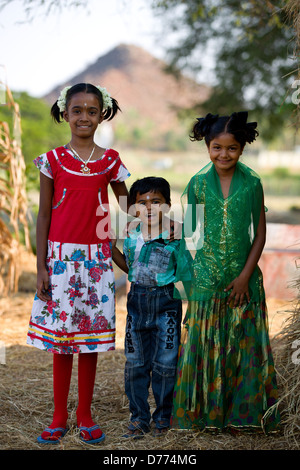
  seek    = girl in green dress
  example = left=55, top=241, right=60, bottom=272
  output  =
left=172, top=112, right=280, bottom=433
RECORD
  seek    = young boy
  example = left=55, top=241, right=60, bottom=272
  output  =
left=111, top=176, right=182, bottom=438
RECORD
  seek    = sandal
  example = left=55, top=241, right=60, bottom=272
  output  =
left=78, top=424, right=105, bottom=444
left=122, top=428, right=146, bottom=440
left=153, top=426, right=169, bottom=437
left=37, top=427, right=68, bottom=444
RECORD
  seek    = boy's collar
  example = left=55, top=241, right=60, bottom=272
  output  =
left=129, top=222, right=170, bottom=242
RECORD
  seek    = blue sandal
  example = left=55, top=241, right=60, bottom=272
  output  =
left=37, top=427, right=68, bottom=444
left=78, top=425, right=105, bottom=444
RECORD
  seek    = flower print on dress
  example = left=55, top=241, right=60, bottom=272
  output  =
left=73, top=261, right=81, bottom=272
left=89, top=292, right=99, bottom=307
left=107, top=281, right=115, bottom=294
left=70, top=249, right=86, bottom=261
left=89, top=266, right=103, bottom=283
left=71, top=307, right=88, bottom=329
left=27, top=241, right=117, bottom=354
left=84, top=260, right=97, bottom=270
left=48, top=299, right=60, bottom=324
left=33, top=155, right=53, bottom=178
left=82, top=287, right=100, bottom=309
left=78, top=315, right=92, bottom=332
left=42, top=335, right=55, bottom=352
left=85, top=339, right=99, bottom=351
left=60, top=310, right=68, bottom=322
left=53, top=260, right=67, bottom=275
left=64, top=274, right=86, bottom=306
left=93, top=314, right=109, bottom=331
left=34, top=315, right=47, bottom=326
left=36, top=298, right=61, bottom=325
left=101, top=242, right=111, bottom=259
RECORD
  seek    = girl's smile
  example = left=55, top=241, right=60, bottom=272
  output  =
left=63, top=92, right=103, bottom=137
left=208, top=132, right=243, bottom=176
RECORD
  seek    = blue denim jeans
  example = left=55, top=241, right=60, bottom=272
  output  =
left=125, top=283, right=182, bottom=432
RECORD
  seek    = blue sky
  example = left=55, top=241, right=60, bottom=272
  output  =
left=0, top=0, right=165, bottom=97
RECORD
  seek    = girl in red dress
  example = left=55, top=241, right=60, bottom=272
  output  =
left=27, top=83, right=130, bottom=444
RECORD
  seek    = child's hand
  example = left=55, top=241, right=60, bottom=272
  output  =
left=224, top=275, right=250, bottom=308
left=36, top=268, right=51, bottom=302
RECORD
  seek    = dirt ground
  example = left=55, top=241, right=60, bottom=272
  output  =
left=0, top=250, right=296, bottom=452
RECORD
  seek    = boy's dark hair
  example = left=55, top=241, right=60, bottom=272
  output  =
left=51, top=83, right=121, bottom=123
left=190, top=111, right=259, bottom=148
left=129, top=177, right=171, bottom=206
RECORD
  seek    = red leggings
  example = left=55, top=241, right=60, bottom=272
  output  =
left=42, top=352, right=99, bottom=438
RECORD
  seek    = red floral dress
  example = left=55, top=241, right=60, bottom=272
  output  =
left=27, top=146, right=130, bottom=354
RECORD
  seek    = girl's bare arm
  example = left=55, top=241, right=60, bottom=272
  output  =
left=225, top=196, right=266, bottom=307
left=110, top=181, right=130, bottom=213
left=36, top=173, right=53, bottom=301
left=110, top=232, right=129, bottom=274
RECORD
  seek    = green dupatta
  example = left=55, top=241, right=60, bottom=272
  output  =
left=175, top=161, right=265, bottom=302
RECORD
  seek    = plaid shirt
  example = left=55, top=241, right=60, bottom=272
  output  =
left=123, top=224, right=181, bottom=287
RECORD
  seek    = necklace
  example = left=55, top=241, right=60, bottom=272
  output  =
left=69, top=143, right=96, bottom=174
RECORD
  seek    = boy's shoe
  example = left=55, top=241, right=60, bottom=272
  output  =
left=122, top=421, right=149, bottom=439
left=152, top=426, right=169, bottom=437
left=122, top=428, right=145, bottom=439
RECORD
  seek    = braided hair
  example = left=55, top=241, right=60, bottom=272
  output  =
left=190, top=111, right=258, bottom=148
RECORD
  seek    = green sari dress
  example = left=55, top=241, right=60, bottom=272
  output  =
left=172, top=161, right=280, bottom=433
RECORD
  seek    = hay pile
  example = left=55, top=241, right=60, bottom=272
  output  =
left=0, top=278, right=298, bottom=451
left=273, top=280, right=300, bottom=449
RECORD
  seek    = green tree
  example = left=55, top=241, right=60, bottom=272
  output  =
left=0, top=92, right=70, bottom=188
left=0, top=0, right=85, bottom=19
left=151, top=0, right=296, bottom=141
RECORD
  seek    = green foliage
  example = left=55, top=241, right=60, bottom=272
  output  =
left=0, top=0, right=86, bottom=20
left=0, top=91, right=70, bottom=189
left=262, top=168, right=300, bottom=196
left=151, top=0, right=296, bottom=142
left=115, top=108, right=189, bottom=150
left=115, top=109, right=153, bottom=148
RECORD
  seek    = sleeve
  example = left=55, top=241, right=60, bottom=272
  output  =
left=109, top=152, right=131, bottom=183
left=184, top=177, right=198, bottom=236
left=123, top=238, right=130, bottom=267
left=33, top=153, right=53, bottom=179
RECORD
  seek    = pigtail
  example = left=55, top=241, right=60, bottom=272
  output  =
left=245, top=121, right=259, bottom=143
left=228, top=112, right=259, bottom=145
left=190, top=113, right=219, bottom=141
left=50, top=101, right=64, bottom=124
left=102, top=97, right=121, bottom=121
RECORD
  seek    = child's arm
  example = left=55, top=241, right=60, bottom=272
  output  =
left=224, top=197, right=266, bottom=307
left=110, top=232, right=129, bottom=274
left=36, top=173, right=53, bottom=302
left=110, top=181, right=130, bottom=213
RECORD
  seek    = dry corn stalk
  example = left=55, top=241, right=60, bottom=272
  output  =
left=0, top=84, right=30, bottom=296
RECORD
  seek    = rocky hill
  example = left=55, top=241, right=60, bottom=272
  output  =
left=44, top=44, right=210, bottom=149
